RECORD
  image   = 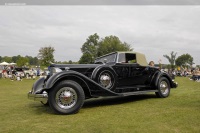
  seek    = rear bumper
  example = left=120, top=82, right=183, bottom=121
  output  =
left=28, top=91, right=48, bottom=103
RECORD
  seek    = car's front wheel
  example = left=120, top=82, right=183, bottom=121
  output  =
left=49, top=80, right=85, bottom=114
left=156, top=77, right=170, bottom=98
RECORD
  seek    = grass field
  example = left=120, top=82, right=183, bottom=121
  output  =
left=0, top=77, right=199, bottom=133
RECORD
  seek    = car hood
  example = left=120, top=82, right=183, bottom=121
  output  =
left=50, top=64, right=102, bottom=76
left=50, top=64, right=101, bottom=69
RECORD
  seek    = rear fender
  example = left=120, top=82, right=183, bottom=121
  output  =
left=151, top=71, right=174, bottom=88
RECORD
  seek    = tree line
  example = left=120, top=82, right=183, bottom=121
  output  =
left=79, top=33, right=132, bottom=64
left=0, top=55, right=39, bottom=67
left=0, top=33, right=198, bottom=69
left=163, top=51, right=198, bottom=69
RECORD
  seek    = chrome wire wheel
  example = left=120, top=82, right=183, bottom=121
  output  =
left=160, top=81, right=169, bottom=95
left=55, top=87, right=77, bottom=109
left=156, top=77, right=171, bottom=98
left=49, top=80, right=85, bottom=114
left=99, top=72, right=112, bottom=89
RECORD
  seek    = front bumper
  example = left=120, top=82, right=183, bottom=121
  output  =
left=28, top=91, right=48, bottom=103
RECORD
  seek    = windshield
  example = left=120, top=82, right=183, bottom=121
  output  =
left=95, top=53, right=117, bottom=63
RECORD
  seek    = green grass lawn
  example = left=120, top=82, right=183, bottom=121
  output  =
left=0, top=77, right=199, bottom=133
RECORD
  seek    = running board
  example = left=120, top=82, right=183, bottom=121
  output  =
left=121, top=90, right=158, bottom=96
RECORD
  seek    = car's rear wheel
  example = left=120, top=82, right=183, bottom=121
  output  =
left=49, top=80, right=85, bottom=115
left=156, top=77, right=170, bottom=98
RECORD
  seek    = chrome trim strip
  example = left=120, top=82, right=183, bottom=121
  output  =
left=121, top=90, right=158, bottom=96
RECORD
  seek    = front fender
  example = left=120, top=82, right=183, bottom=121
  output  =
left=32, top=77, right=45, bottom=94
left=45, top=70, right=120, bottom=97
left=45, top=70, right=89, bottom=89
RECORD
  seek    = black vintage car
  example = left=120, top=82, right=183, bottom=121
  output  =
left=28, top=51, right=178, bottom=114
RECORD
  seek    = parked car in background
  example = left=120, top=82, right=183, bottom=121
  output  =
left=13, top=67, right=25, bottom=78
left=23, top=68, right=35, bottom=78
left=28, top=51, right=178, bottom=115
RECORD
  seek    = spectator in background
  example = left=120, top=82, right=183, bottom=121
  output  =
left=149, top=61, right=155, bottom=67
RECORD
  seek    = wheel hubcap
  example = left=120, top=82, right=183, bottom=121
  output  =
left=99, top=73, right=112, bottom=89
left=160, top=81, right=169, bottom=95
left=56, top=87, right=77, bottom=109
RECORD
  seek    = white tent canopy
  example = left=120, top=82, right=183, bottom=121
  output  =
left=0, top=62, right=9, bottom=65
left=0, top=62, right=17, bottom=66
left=10, top=62, right=16, bottom=65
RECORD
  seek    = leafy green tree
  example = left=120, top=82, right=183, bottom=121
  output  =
left=79, top=34, right=133, bottom=64
left=0, top=56, right=2, bottom=62
left=163, top=51, right=177, bottom=69
left=176, top=54, right=194, bottom=67
left=38, top=46, right=55, bottom=66
left=2, top=56, right=12, bottom=63
left=32, top=57, right=39, bottom=65
left=12, top=55, right=21, bottom=63
left=17, top=57, right=29, bottom=67
left=25, top=56, right=39, bottom=65
left=97, top=36, right=133, bottom=56
left=79, top=33, right=100, bottom=63
left=79, top=52, right=93, bottom=64
left=68, top=60, right=73, bottom=64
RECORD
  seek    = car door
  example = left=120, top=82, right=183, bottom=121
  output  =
left=113, top=63, right=151, bottom=87
left=129, top=64, right=150, bottom=85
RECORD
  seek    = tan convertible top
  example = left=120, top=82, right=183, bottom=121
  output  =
left=95, top=51, right=148, bottom=66
left=135, top=52, right=148, bottom=66
left=117, top=51, right=148, bottom=66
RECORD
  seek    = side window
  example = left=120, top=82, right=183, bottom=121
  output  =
left=126, top=53, right=136, bottom=64
left=118, top=53, right=136, bottom=64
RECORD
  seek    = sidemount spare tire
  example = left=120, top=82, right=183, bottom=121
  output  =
left=91, top=66, right=117, bottom=91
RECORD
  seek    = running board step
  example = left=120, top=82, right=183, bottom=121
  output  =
left=121, top=90, right=158, bottom=96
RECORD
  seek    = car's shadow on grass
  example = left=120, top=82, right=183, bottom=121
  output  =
left=83, top=94, right=157, bottom=108
left=27, top=103, right=54, bottom=115
left=28, top=94, right=157, bottom=115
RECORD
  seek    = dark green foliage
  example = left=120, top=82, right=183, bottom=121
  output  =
left=97, top=36, right=132, bottom=57
left=12, top=55, right=21, bottom=63
left=79, top=33, right=133, bottom=64
left=2, top=56, right=12, bottom=63
left=16, top=57, right=29, bottom=67
left=79, top=33, right=100, bottom=64
left=163, top=51, right=177, bottom=69
left=0, top=55, right=39, bottom=66
left=176, top=53, right=194, bottom=67
left=37, top=46, right=55, bottom=67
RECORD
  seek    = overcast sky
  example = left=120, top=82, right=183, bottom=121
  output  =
left=0, top=6, right=199, bottom=65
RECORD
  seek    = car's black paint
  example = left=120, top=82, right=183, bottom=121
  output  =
left=28, top=51, right=177, bottom=114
